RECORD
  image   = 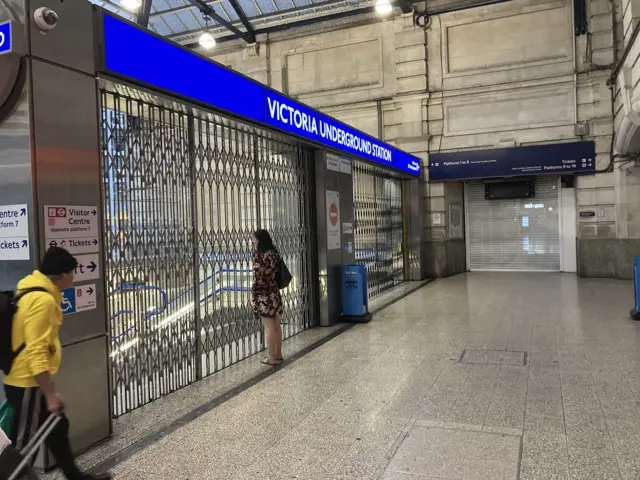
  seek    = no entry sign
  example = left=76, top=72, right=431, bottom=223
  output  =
left=326, top=190, right=340, bottom=250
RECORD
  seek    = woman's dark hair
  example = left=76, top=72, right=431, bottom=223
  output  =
left=254, top=229, right=276, bottom=253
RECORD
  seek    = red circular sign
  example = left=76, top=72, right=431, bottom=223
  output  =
left=329, top=203, right=339, bottom=226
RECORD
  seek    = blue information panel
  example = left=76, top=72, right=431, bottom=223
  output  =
left=429, top=141, right=596, bottom=181
left=101, top=14, right=421, bottom=177
left=0, top=21, right=12, bottom=55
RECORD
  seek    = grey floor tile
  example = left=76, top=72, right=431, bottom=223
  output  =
left=381, top=472, right=445, bottom=480
left=414, top=362, right=473, bottom=422
left=524, top=366, right=565, bottom=433
left=446, top=365, right=500, bottom=428
left=569, top=462, right=622, bottom=480
left=484, top=365, right=527, bottom=431
left=519, top=464, right=570, bottom=480
left=520, top=432, right=569, bottom=473
left=116, top=472, right=163, bottom=480
left=529, top=345, right=559, bottom=367
left=386, top=426, right=520, bottom=479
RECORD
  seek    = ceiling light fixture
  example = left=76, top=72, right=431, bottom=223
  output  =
left=375, top=0, right=393, bottom=15
left=198, top=15, right=216, bottom=50
left=199, top=32, right=216, bottom=50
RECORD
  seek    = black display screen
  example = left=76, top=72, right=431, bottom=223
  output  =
left=485, top=181, right=535, bottom=200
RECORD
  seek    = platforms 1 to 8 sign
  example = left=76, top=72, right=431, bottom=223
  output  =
left=44, top=205, right=100, bottom=255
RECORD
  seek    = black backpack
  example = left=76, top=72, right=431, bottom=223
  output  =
left=0, top=288, right=47, bottom=375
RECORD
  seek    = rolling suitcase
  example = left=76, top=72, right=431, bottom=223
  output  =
left=3, top=414, right=60, bottom=480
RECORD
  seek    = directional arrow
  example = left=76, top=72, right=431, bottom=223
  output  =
left=91, top=210, right=97, bottom=216
left=87, top=261, right=97, bottom=273
left=20, top=208, right=26, bottom=217
left=21, top=240, right=27, bottom=248
left=87, top=287, right=94, bottom=295
left=93, top=239, right=98, bottom=246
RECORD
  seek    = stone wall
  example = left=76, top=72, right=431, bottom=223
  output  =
left=207, top=0, right=620, bottom=278
left=611, top=0, right=640, bottom=278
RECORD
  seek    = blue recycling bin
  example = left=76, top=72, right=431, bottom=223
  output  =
left=631, top=257, right=640, bottom=320
left=341, top=264, right=372, bottom=323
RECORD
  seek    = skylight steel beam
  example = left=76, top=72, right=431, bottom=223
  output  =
left=227, top=0, right=257, bottom=42
left=186, top=0, right=255, bottom=42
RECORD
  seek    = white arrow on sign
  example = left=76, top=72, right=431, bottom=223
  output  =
left=0, top=32, right=5, bottom=48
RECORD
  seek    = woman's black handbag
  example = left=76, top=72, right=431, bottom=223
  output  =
left=276, top=259, right=292, bottom=290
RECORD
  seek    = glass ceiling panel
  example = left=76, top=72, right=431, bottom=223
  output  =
left=88, top=0, right=399, bottom=44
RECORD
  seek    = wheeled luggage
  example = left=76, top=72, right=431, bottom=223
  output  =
left=0, top=414, right=60, bottom=480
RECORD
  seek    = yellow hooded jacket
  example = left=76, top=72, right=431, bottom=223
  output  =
left=3, top=271, right=63, bottom=388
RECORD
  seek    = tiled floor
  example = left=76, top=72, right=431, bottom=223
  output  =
left=52, top=273, right=640, bottom=479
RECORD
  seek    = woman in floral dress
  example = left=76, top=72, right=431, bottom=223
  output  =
left=252, top=229, right=284, bottom=366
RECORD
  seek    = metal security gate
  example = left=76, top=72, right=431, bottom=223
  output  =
left=466, top=177, right=561, bottom=271
left=100, top=82, right=316, bottom=416
left=353, top=161, right=404, bottom=299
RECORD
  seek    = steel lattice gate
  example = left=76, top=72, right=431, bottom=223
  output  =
left=353, top=162, right=404, bottom=298
left=100, top=84, right=316, bottom=416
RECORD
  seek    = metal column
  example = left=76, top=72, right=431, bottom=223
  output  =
left=0, top=0, right=111, bottom=464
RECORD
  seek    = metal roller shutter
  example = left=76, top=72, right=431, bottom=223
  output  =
left=466, top=177, right=560, bottom=271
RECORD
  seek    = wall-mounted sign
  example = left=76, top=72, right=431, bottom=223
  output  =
left=101, top=14, right=421, bottom=177
left=61, top=284, right=97, bottom=316
left=343, top=222, right=354, bottom=235
left=0, top=21, right=12, bottom=56
left=44, top=205, right=100, bottom=255
left=340, top=158, right=352, bottom=175
left=449, top=203, right=463, bottom=239
left=432, top=213, right=442, bottom=226
left=73, top=253, right=100, bottom=282
left=326, top=156, right=340, bottom=172
left=429, top=141, right=596, bottom=181
left=580, top=211, right=596, bottom=217
left=0, top=20, right=25, bottom=57
left=326, top=190, right=341, bottom=250
left=0, top=204, right=29, bottom=260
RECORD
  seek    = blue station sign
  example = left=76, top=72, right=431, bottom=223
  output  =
left=101, top=14, right=421, bottom=177
left=428, top=141, right=596, bottom=182
left=0, top=21, right=13, bottom=55
left=265, top=91, right=419, bottom=174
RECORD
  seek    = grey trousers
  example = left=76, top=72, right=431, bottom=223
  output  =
left=0, top=445, right=39, bottom=480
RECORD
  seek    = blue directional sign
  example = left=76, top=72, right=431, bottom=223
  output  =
left=0, top=21, right=12, bottom=56
left=428, top=141, right=596, bottom=182
left=100, top=14, right=421, bottom=177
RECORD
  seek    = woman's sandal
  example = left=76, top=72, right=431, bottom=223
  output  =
left=261, top=358, right=278, bottom=366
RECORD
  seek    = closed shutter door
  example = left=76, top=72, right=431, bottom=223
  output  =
left=466, top=177, right=560, bottom=271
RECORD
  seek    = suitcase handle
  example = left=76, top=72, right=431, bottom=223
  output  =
left=8, top=414, right=61, bottom=480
